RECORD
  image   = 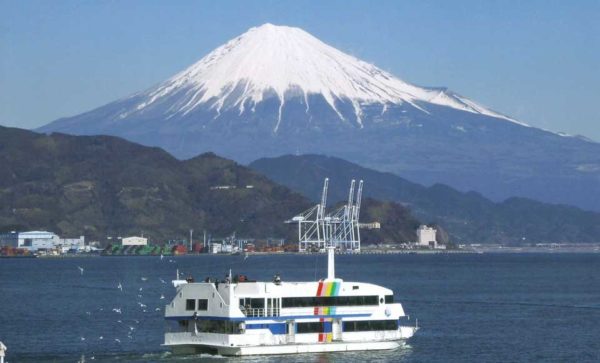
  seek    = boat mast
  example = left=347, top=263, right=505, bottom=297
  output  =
left=327, top=244, right=335, bottom=280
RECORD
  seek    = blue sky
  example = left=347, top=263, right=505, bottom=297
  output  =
left=1, top=0, right=599, bottom=140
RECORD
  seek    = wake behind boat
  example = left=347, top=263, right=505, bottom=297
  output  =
left=163, top=179, right=417, bottom=356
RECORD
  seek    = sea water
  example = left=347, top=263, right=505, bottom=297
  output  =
left=1, top=253, right=599, bottom=362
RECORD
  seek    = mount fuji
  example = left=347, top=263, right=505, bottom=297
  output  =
left=39, top=24, right=600, bottom=211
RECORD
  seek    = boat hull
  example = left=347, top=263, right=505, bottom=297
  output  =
left=167, top=326, right=416, bottom=356
left=172, top=340, right=403, bottom=356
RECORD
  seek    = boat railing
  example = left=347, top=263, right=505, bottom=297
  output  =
left=242, top=307, right=280, bottom=317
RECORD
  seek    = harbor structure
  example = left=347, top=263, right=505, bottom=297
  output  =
left=289, top=178, right=363, bottom=252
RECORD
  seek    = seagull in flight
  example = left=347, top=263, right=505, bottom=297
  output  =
left=117, top=282, right=123, bottom=291
left=112, top=308, right=122, bottom=314
left=78, top=266, right=84, bottom=275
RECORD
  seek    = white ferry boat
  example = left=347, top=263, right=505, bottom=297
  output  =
left=163, top=247, right=417, bottom=356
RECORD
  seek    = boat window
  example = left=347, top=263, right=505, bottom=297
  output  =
left=194, top=320, right=242, bottom=334
left=197, top=299, right=208, bottom=311
left=343, top=320, right=398, bottom=332
left=352, top=285, right=359, bottom=290
left=249, top=298, right=264, bottom=309
left=385, top=295, right=394, bottom=304
left=296, top=321, right=323, bottom=333
left=185, top=299, right=195, bottom=311
left=380, top=297, right=384, bottom=304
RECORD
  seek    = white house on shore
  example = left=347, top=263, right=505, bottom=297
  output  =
left=122, top=236, right=148, bottom=246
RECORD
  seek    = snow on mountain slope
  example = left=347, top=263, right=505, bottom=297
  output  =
left=38, top=23, right=600, bottom=212
left=122, top=23, right=522, bottom=130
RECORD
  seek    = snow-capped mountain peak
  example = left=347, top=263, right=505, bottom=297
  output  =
left=128, top=23, right=521, bottom=130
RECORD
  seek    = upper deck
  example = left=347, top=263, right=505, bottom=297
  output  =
left=165, top=278, right=404, bottom=321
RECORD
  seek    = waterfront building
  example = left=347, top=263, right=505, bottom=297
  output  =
left=58, top=236, right=86, bottom=252
left=17, top=231, right=60, bottom=251
left=416, top=225, right=437, bottom=248
left=122, top=236, right=148, bottom=246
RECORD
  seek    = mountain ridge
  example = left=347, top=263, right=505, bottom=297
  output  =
left=0, top=126, right=419, bottom=244
left=250, top=154, right=600, bottom=244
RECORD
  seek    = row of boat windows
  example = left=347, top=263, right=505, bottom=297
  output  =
left=342, top=320, right=398, bottom=332
left=184, top=295, right=395, bottom=311
left=282, top=295, right=393, bottom=308
left=177, top=319, right=399, bottom=334
left=186, top=299, right=208, bottom=311
left=296, top=320, right=398, bottom=333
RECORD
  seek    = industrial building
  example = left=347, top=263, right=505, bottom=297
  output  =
left=0, top=231, right=85, bottom=252
left=416, top=225, right=438, bottom=248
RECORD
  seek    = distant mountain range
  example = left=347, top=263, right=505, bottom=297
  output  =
left=250, top=155, right=600, bottom=244
left=0, top=126, right=418, bottom=244
left=38, top=23, right=600, bottom=212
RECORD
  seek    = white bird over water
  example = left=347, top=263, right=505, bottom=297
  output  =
left=141, top=277, right=148, bottom=281
left=117, top=282, right=123, bottom=291
left=159, top=278, right=166, bottom=284
left=160, top=254, right=164, bottom=260
left=78, top=266, right=84, bottom=275
left=160, top=294, right=165, bottom=299
left=112, top=308, right=122, bottom=314
left=115, top=338, right=121, bottom=343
